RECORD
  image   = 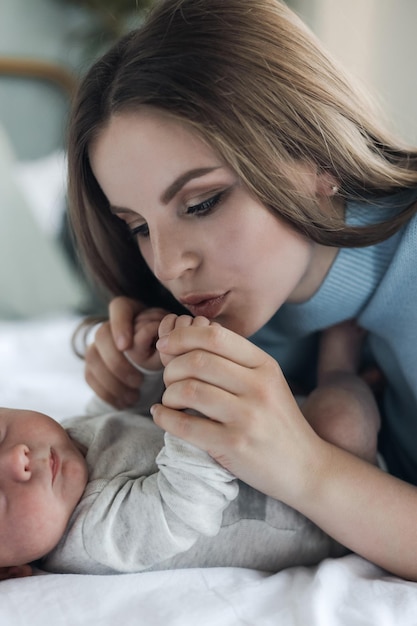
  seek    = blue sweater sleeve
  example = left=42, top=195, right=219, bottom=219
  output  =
left=360, top=212, right=417, bottom=483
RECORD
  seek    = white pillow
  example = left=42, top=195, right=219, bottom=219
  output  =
left=0, top=123, right=89, bottom=318
left=15, top=149, right=68, bottom=238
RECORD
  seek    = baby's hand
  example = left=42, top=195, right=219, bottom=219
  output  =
left=158, top=315, right=214, bottom=367
left=124, top=308, right=170, bottom=371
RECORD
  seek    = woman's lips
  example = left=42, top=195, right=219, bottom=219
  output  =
left=181, top=293, right=228, bottom=319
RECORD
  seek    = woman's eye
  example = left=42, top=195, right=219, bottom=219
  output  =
left=130, top=223, right=150, bottom=239
left=186, top=191, right=224, bottom=217
left=128, top=190, right=225, bottom=240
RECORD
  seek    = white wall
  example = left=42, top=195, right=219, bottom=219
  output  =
left=288, top=0, right=417, bottom=144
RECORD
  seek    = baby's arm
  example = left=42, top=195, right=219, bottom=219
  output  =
left=301, top=321, right=380, bottom=464
left=155, top=431, right=238, bottom=543
left=77, top=422, right=237, bottom=573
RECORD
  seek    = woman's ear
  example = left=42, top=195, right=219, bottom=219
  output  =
left=0, top=564, right=33, bottom=581
left=315, top=170, right=339, bottom=198
left=283, top=160, right=339, bottom=198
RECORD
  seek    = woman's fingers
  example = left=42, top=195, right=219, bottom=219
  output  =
left=92, top=322, right=142, bottom=384
left=85, top=322, right=143, bottom=406
left=162, top=348, right=256, bottom=397
left=109, top=296, right=145, bottom=351
left=85, top=299, right=172, bottom=406
left=126, top=308, right=168, bottom=370
left=153, top=371, right=317, bottom=502
left=152, top=315, right=321, bottom=503
left=85, top=363, right=140, bottom=408
left=156, top=322, right=267, bottom=369
left=151, top=405, right=227, bottom=454
left=91, top=302, right=166, bottom=386
left=157, top=315, right=284, bottom=422
left=161, top=376, right=243, bottom=422
left=84, top=341, right=141, bottom=407
left=125, top=319, right=161, bottom=370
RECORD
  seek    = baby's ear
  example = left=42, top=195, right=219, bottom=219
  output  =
left=0, top=564, right=33, bottom=580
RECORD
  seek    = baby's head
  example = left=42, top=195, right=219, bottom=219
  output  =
left=0, top=407, right=87, bottom=579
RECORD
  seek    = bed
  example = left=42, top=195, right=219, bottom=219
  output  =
left=1, top=57, right=417, bottom=626
left=1, top=314, right=417, bottom=625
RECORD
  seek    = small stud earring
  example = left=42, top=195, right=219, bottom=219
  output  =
left=331, top=185, right=339, bottom=195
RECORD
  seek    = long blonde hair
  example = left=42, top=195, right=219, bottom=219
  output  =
left=68, top=0, right=417, bottom=305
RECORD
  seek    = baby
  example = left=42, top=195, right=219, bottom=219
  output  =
left=0, top=315, right=379, bottom=579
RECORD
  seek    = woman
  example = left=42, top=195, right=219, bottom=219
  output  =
left=68, top=0, right=417, bottom=579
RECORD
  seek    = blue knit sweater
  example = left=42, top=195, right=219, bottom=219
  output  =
left=250, top=188, right=417, bottom=484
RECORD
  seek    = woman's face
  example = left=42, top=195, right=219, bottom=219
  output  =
left=91, top=108, right=333, bottom=338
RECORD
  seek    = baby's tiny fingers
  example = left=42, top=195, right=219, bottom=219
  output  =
left=191, top=316, right=212, bottom=327
left=174, top=315, right=195, bottom=329
left=158, top=314, right=179, bottom=337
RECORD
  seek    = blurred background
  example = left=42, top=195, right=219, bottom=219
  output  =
left=0, top=0, right=416, bottom=319
left=290, top=0, right=417, bottom=144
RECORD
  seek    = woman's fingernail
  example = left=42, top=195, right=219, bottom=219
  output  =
left=116, top=333, right=129, bottom=350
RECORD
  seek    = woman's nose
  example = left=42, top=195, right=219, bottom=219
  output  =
left=0, top=445, right=31, bottom=482
left=151, top=228, right=198, bottom=283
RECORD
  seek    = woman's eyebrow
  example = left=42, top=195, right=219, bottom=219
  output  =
left=161, top=166, right=222, bottom=204
left=109, top=206, right=136, bottom=216
left=109, top=166, right=222, bottom=215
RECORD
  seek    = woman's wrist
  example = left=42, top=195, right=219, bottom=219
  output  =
left=277, top=430, right=335, bottom=511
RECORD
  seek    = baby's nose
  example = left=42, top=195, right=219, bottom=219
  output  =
left=2, top=444, right=31, bottom=482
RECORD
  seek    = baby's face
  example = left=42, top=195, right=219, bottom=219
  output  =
left=0, top=408, right=88, bottom=567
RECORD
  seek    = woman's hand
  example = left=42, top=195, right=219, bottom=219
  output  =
left=125, top=307, right=170, bottom=371
left=84, top=297, right=166, bottom=408
left=153, top=315, right=320, bottom=504
left=153, top=315, right=417, bottom=582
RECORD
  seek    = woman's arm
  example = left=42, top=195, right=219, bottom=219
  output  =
left=152, top=320, right=417, bottom=581
left=299, top=440, right=417, bottom=581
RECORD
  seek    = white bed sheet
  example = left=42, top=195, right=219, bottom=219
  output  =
left=1, top=315, right=416, bottom=626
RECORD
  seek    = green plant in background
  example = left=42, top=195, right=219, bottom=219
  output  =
left=55, top=0, right=155, bottom=57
